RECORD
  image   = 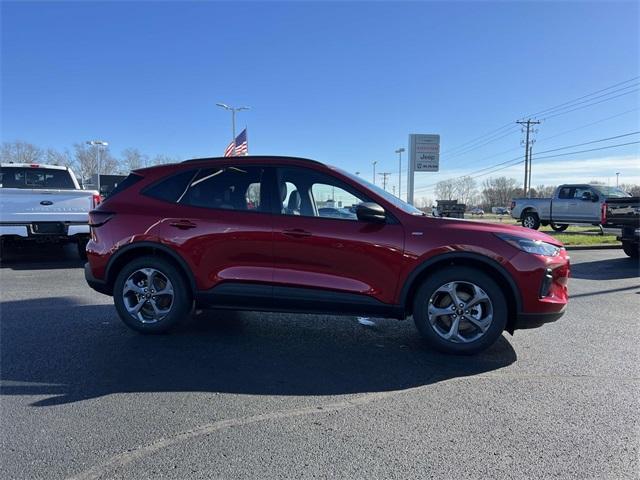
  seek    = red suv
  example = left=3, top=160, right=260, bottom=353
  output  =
left=85, top=156, right=569, bottom=354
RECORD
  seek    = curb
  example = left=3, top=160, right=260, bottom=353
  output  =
left=564, top=244, right=621, bottom=251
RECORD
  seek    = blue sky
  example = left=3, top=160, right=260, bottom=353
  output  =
left=2, top=1, right=639, bottom=200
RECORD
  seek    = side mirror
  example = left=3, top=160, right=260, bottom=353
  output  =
left=356, top=202, right=386, bottom=223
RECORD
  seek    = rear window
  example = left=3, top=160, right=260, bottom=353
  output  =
left=0, top=167, right=75, bottom=189
left=106, top=173, right=143, bottom=199
left=143, top=170, right=198, bottom=203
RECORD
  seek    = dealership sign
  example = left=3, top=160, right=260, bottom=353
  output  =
left=409, top=134, right=440, bottom=172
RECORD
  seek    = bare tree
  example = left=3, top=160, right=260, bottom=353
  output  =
left=73, top=143, right=119, bottom=183
left=620, top=183, right=640, bottom=196
left=454, top=176, right=478, bottom=207
left=481, top=176, right=518, bottom=208
left=434, top=179, right=456, bottom=200
left=45, top=148, right=75, bottom=169
left=534, top=184, right=556, bottom=198
left=121, top=148, right=147, bottom=172
left=1, top=141, right=43, bottom=163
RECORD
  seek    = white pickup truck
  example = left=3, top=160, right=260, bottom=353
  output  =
left=510, top=184, right=637, bottom=230
left=0, top=163, right=100, bottom=259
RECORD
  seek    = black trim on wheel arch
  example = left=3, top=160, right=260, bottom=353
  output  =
left=104, top=241, right=197, bottom=294
left=399, top=252, right=523, bottom=314
left=84, top=262, right=111, bottom=295
left=194, top=282, right=405, bottom=319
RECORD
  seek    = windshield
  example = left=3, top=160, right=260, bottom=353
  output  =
left=592, top=186, right=632, bottom=198
left=336, top=168, right=425, bottom=215
left=0, top=167, right=75, bottom=189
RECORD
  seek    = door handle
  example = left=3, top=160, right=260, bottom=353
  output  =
left=282, top=228, right=312, bottom=238
left=169, top=220, right=197, bottom=230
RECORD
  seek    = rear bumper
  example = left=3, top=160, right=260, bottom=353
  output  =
left=0, top=223, right=89, bottom=238
left=514, top=306, right=566, bottom=330
left=84, top=262, right=111, bottom=296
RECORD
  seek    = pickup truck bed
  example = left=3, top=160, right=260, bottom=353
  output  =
left=0, top=163, right=99, bottom=259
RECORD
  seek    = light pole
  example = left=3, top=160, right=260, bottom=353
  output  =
left=395, top=148, right=405, bottom=199
left=86, top=140, right=108, bottom=192
left=216, top=103, right=250, bottom=146
left=372, top=161, right=378, bottom=185
left=616, top=172, right=620, bottom=187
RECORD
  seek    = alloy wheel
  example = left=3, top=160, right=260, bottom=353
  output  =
left=427, top=281, right=493, bottom=343
left=122, top=268, right=174, bottom=324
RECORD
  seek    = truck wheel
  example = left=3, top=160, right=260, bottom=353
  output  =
left=622, top=241, right=639, bottom=259
left=77, top=236, right=89, bottom=261
left=413, top=266, right=507, bottom=355
left=550, top=223, right=568, bottom=232
left=113, top=256, right=192, bottom=333
left=522, top=212, right=540, bottom=230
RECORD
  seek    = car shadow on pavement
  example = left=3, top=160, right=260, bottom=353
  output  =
left=570, top=256, right=639, bottom=280
left=0, top=243, right=84, bottom=270
left=0, top=297, right=517, bottom=407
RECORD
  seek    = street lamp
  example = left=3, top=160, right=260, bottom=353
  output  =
left=216, top=103, right=250, bottom=146
left=372, top=161, right=378, bottom=185
left=395, top=148, right=405, bottom=199
left=616, top=172, right=620, bottom=187
left=86, top=140, right=108, bottom=192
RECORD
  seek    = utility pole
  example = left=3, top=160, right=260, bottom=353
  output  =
left=86, top=140, right=108, bottom=193
left=392, top=185, right=396, bottom=196
left=378, top=172, right=391, bottom=190
left=395, top=148, right=405, bottom=199
left=516, top=119, right=540, bottom=197
left=616, top=172, right=620, bottom=187
left=372, top=161, right=378, bottom=185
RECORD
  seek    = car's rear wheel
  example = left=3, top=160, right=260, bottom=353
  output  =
left=550, top=223, right=569, bottom=232
left=522, top=212, right=540, bottom=230
left=113, top=256, right=192, bottom=333
left=413, top=267, right=508, bottom=355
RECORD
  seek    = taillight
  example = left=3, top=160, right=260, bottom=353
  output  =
left=92, top=194, right=102, bottom=208
left=601, top=202, right=607, bottom=224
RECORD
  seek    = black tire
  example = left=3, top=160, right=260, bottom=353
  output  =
left=113, top=255, right=192, bottom=333
left=77, top=236, right=89, bottom=261
left=550, top=223, right=569, bottom=232
left=622, top=241, right=639, bottom=259
left=413, top=266, right=508, bottom=355
left=521, top=211, right=540, bottom=230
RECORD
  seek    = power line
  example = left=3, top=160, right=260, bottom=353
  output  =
left=542, top=88, right=639, bottom=121
left=413, top=137, right=639, bottom=193
left=438, top=76, right=640, bottom=158
left=523, top=77, right=639, bottom=118
left=534, top=131, right=640, bottom=155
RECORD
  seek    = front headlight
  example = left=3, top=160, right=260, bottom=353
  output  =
left=495, top=233, right=561, bottom=257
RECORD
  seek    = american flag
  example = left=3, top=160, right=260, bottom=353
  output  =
left=223, top=128, right=248, bottom=157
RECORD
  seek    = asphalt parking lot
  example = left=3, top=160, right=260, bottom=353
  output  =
left=1, top=244, right=639, bottom=479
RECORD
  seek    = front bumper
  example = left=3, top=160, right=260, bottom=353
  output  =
left=515, top=306, right=566, bottom=330
left=84, top=262, right=111, bottom=296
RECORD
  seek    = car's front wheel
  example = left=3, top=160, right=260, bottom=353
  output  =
left=622, top=241, right=639, bottom=259
left=413, top=267, right=508, bottom=355
left=113, top=256, right=192, bottom=333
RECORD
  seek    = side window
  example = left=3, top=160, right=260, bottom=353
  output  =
left=144, top=170, right=198, bottom=203
left=574, top=187, right=590, bottom=200
left=311, top=183, right=360, bottom=220
left=277, top=166, right=368, bottom=220
left=558, top=187, right=573, bottom=199
left=180, top=166, right=267, bottom=212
